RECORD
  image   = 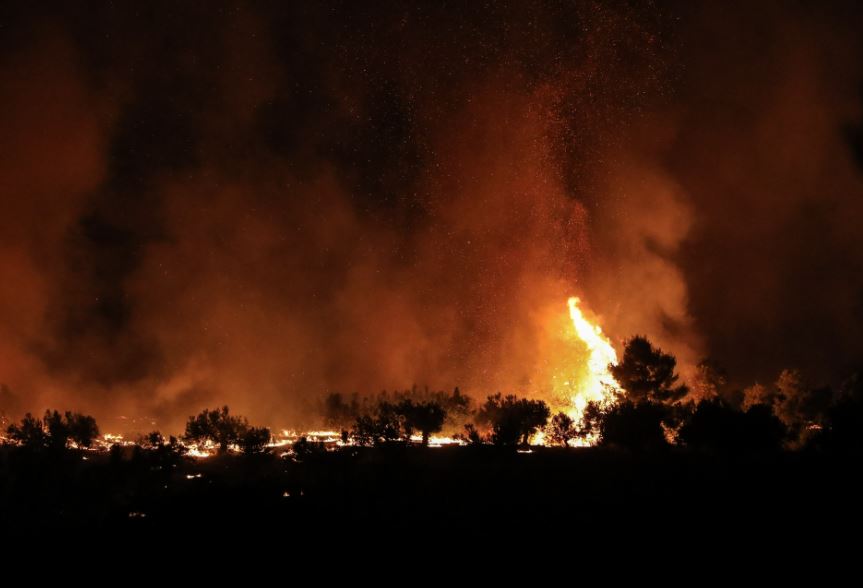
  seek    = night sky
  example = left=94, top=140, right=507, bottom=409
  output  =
left=2, top=1, right=863, bottom=428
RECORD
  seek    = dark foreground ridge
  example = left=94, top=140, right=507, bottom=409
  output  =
left=2, top=445, right=860, bottom=548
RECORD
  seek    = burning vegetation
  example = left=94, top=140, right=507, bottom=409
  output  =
left=2, top=296, right=863, bottom=544
left=3, top=297, right=863, bottom=456
left=2, top=1, right=863, bottom=551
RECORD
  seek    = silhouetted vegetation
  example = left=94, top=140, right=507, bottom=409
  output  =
left=350, top=414, right=377, bottom=446
left=6, top=410, right=99, bottom=450
left=2, top=362, right=863, bottom=546
left=585, top=400, right=669, bottom=450
left=5, top=336, right=863, bottom=459
left=461, top=423, right=484, bottom=445
left=678, top=398, right=787, bottom=453
left=475, top=394, right=550, bottom=447
left=398, top=399, right=446, bottom=445
left=183, top=406, right=269, bottom=454
left=548, top=412, right=576, bottom=446
left=349, top=397, right=449, bottom=446
left=239, top=426, right=272, bottom=454
left=611, top=336, right=688, bottom=404
left=6, top=413, right=47, bottom=448
left=331, top=387, right=468, bottom=443
left=4, top=337, right=863, bottom=547
left=137, top=430, right=188, bottom=467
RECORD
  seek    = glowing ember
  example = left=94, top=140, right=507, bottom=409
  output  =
left=530, top=430, right=546, bottom=446
left=102, top=433, right=131, bottom=446
left=409, top=435, right=465, bottom=447
left=185, top=442, right=216, bottom=458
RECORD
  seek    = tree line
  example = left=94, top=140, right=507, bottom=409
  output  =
left=324, top=334, right=863, bottom=452
left=1, top=405, right=274, bottom=456
left=3, top=335, right=863, bottom=455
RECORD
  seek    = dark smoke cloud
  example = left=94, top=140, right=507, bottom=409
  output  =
left=1, top=1, right=862, bottom=431
left=0, top=25, right=113, bottom=412
left=666, top=1, right=863, bottom=385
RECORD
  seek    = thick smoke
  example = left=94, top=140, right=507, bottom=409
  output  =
left=1, top=2, right=862, bottom=431
left=0, top=29, right=113, bottom=416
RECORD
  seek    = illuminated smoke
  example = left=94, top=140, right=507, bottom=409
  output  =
left=1, top=3, right=862, bottom=434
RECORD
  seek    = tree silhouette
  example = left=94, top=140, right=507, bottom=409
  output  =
left=548, top=412, right=576, bottom=447
left=348, top=400, right=412, bottom=446
left=585, top=399, right=668, bottom=450
left=461, top=423, right=484, bottom=445
left=6, top=410, right=99, bottom=450
left=65, top=412, right=99, bottom=448
left=611, top=336, right=687, bottom=404
left=138, top=430, right=187, bottom=468
left=398, top=399, right=447, bottom=445
left=375, top=401, right=402, bottom=444
left=238, top=426, right=272, bottom=454
left=678, top=398, right=786, bottom=453
left=139, top=431, right=166, bottom=448
left=6, top=413, right=47, bottom=448
left=350, top=415, right=377, bottom=446
left=183, top=406, right=248, bottom=453
left=43, top=410, right=71, bottom=450
left=475, top=394, right=550, bottom=447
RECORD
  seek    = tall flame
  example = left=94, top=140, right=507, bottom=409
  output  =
left=565, top=296, right=621, bottom=422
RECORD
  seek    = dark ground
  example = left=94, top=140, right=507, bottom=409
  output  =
left=1, top=446, right=861, bottom=558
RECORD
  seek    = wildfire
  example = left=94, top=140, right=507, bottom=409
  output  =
left=410, top=435, right=464, bottom=447
left=2, top=297, right=622, bottom=453
left=557, top=297, right=622, bottom=442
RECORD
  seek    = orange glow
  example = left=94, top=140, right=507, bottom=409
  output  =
left=547, top=296, right=622, bottom=445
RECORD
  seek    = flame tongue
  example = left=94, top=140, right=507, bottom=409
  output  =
left=566, top=296, right=621, bottom=421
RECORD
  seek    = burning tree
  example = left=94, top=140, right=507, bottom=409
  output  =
left=398, top=399, right=447, bottom=446
left=575, top=335, right=690, bottom=449
left=610, top=336, right=688, bottom=405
